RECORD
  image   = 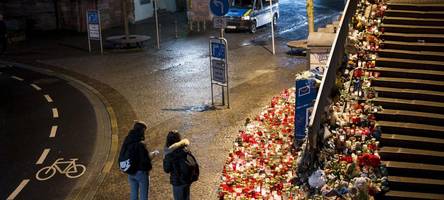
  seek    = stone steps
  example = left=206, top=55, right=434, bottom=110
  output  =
left=382, top=32, right=444, bottom=43
left=377, top=3, right=444, bottom=197
left=383, top=161, right=444, bottom=179
left=380, top=147, right=444, bottom=165
left=374, top=86, right=444, bottom=101
left=376, top=109, right=444, bottom=126
left=381, top=23, right=444, bottom=34
left=376, top=57, right=444, bottom=71
left=378, top=120, right=444, bottom=139
left=382, top=134, right=444, bottom=151
left=368, top=67, right=444, bottom=81
left=387, top=3, right=444, bottom=11
left=383, top=16, right=444, bottom=26
left=381, top=40, right=444, bottom=52
left=385, top=190, right=444, bottom=200
left=387, top=176, right=444, bottom=194
left=372, top=97, right=444, bottom=114
left=377, top=48, right=444, bottom=61
left=372, top=77, right=444, bottom=92
left=385, top=9, right=444, bottom=19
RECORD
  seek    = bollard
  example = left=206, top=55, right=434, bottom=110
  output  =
left=197, top=20, right=200, bottom=32
left=203, top=20, right=206, bottom=31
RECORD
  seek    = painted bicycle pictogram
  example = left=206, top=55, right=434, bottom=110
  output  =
left=36, top=158, right=86, bottom=181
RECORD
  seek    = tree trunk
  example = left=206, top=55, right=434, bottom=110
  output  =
left=122, top=0, right=129, bottom=38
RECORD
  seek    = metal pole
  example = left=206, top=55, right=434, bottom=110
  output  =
left=98, top=10, right=103, bottom=55
left=87, top=12, right=91, bottom=53
left=209, top=39, right=214, bottom=106
left=155, top=0, right=160, bottom=49
left=270, top=0, right=275, bottom=55
left=123, top=0, right=129, bottom=39
left=220, top=28, right=224, bottom=38
left=225, top=39, right=230, bottom=109
left=222, top=85, right=225, bottom=105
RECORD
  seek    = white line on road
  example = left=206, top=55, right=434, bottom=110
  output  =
left=11, top=76, right=24, bottom=81
left=52, top=108, right=59, bottom=118
left=30, top=83, right=41, bottom=91
left=44, top=95, right=53, bottom=103
left=7, top=179, right=30, bottom=200
left=49, top=126, right=58, bottom=138
left=36, top=148, right=50, bottom=165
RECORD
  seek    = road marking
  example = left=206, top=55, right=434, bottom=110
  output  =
left=44, top=95, right=53, bottom=103
left=52, top=108, right=59, bottom=118
left=7, top=179, right=30, bottom=200
left=49, top=126, right=58, bottom=138
left=11, top=76, right=24, bottom=81
left=30, top=83, right=42, bottom=91
left=36, top=148, right=50, bottom=165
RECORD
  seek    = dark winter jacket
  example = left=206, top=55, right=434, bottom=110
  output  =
left=163, top=139, right=190, bottom=186
left=122, top=129, right=152, bottom=173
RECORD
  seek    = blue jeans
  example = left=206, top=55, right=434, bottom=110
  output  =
left=172, top=184, right=190, bottom=200
left=128, top=171, right=149, bottom=200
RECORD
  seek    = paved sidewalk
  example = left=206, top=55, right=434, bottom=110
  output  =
left=1, top=11, right=308, bottom=199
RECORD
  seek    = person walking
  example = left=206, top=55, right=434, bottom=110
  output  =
left=0, top=14, right=7, bottom=54
left=120, top=120, right=159, bottom=200
left=163, top=130, right=199, bottom=200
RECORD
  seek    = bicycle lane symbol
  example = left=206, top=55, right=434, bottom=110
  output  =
left=36, top=158, right=86, bottom=181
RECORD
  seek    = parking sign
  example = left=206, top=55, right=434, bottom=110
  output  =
left=86, top=10, right=103, bottom=54
left=87, top=11, right=101, bottom=41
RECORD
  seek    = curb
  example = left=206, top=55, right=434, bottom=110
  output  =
left=0, top=60, right=119, bottom=200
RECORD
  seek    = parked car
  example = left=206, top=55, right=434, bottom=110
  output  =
left=224, top=0, right=279, bottom=33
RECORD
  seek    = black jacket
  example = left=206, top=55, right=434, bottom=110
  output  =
left=122, top=129, right=152, bottom=173
left=163, top=140, right=190, bottom=186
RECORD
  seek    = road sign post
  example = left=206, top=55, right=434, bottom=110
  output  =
left=210, top=0, right=229, bottom=38
left=86, top=10, right=103, bottom=54
left=209, top=37, right=229, bottom=108
left=209, top=0, right=230, bottom=108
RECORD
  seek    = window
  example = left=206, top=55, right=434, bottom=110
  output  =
left=231, top=0, right=254, bottom=8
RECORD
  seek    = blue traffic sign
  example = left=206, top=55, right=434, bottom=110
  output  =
left=209, top=0, right=229, bottom=16
left=87, top=11, right=99, bottom=24
left=211, top=42, right=225, bottom=59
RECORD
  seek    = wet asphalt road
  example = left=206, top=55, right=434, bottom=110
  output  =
left=0, top=0, right=346, bottom=199
left=224, top=0, right=345, bottom=44
left=0, top=65, right=97, bottom=199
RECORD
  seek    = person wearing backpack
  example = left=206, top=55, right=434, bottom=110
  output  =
left=163, top=130, right=199, bottom=200
left=119, top=121, right=159, bottom=200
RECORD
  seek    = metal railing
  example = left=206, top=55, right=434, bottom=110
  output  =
left=307, top=0, right=358, bottom=148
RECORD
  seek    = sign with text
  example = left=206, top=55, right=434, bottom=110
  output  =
left=294, top=78, right=318, bottom=140
left=211, top=41, right=226, bottom=59
left=209, top=36, right=230, bottom=107
left=213, top=16, right=227, bottom=29
left=210, top=37, right=228, bottom=85
left=212, top=60, right=226, bottom=84
left=87, top=10, right=101, bottom=41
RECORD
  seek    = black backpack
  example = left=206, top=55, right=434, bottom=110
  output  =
left=118, top=142, right=138, bottom=174
left=181, top=150, right=199, bottom=183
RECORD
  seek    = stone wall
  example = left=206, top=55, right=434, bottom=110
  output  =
left=0, top=0, right=56, bottom=31
left=188, top=0, right=210, bottom=21
left=0, top=0, right=131, bottom=32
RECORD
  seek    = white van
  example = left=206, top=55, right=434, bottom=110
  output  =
left=224, top=0, right=279, bottom=33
